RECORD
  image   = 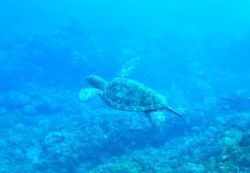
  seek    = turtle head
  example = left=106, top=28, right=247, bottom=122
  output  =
left=86, top=75, right=107, bottom=91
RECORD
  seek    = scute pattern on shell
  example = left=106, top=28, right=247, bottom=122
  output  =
left=103, top=78, right=167, bottom=112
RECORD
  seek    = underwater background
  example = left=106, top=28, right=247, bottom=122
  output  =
left=0, top=0, right=250, bottom=172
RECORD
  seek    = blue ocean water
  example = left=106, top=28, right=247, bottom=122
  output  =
left=0, top=0, right=250, bottom=172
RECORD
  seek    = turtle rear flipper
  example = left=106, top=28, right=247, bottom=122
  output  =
left=145, top=111, right=167, bottom=127
left=79, top=88, right=102, bottom=101
left=163, top=107, right=183, bottom=119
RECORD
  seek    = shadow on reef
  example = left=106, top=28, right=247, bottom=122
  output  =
left=99, top=118, right=186, bottom=155
left=32, top=108, right=188, bottom=172
left=80, top=110, right=187, bottom=162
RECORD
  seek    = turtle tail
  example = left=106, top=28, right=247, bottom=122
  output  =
left=165, top=107, right=183, bottom=119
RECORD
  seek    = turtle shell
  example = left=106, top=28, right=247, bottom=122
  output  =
left=102, top=78, right=167, bottom=112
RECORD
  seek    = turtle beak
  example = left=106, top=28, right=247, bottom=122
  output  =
left=86, top=75, right=106, bottom=90
left=86, top=75, right=97, bottom=86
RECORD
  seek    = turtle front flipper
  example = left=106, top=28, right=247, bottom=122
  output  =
left=79, top=88, right=102, bottom=101
left=118, top=57, right=141, bottom=78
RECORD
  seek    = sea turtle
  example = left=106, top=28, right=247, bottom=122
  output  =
left=79, top=75, right=182, bottom=126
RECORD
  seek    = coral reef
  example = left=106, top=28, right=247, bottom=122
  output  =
left=0, top=83, right=249, bottom=172
left=0, top=28, right=250, bottom=172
